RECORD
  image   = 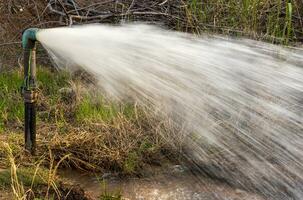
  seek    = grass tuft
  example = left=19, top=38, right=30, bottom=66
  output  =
left=184, top=0, right=302, bottom=45
left=75, top=95, right=118, bottom=123
left=0, top=168, right=48, bottom=189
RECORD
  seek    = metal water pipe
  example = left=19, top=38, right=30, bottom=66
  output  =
left=22, top=28, right=39, bottom=154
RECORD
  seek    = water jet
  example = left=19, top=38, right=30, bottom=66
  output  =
left=19, top=24, right=303, bottom=198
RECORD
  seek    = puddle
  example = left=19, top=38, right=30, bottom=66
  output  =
left=59, top=166, right=264, bottom=200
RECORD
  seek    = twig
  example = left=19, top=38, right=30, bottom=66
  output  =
left=67, top=1, right=114, bottom=14
left=69, top=0, right=80, bottom=16
left=159, top=0, right=169, bottom=6
left=0, top=41, right=21, bottom=47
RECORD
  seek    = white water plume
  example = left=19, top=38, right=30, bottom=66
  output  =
left=37, top=24, right=303, bottom=199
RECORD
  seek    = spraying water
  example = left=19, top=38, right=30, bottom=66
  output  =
left=36, top=24, right=303, bottom=199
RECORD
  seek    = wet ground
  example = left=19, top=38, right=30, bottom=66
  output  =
left=59, top=165, right=265, bottom=200
left=0, top=191, right=10, bottom=200
left=0, top=165, right=265, bottom=199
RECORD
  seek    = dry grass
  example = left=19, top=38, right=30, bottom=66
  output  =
left=0, top=68, right=181, bottom=176
left=0, top=141, right=95, bottom=199
left=37, top=116, right=174, bottom=173
left=0, top=68, right=181, bottom=199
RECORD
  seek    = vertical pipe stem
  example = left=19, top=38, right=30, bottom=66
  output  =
left=23, top=45, right=37, bottom=155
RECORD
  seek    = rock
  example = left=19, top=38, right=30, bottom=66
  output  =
left=170, top=165, right=186, bottom=173
left=101, top=172, right=117, bottom=180
left=235, top=188, right=245, bottom=195
left=59, top=184, right=93, bottom=200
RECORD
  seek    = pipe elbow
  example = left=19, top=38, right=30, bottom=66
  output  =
left=22, top=28, right=39, bottom=49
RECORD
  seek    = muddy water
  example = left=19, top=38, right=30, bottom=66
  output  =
left=59, top=166, right=264, bottom=200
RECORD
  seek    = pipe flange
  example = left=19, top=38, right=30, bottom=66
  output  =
left=23, top=90, right=38, bottom=103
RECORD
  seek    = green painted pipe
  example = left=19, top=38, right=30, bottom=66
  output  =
left=22, top=28, right=39, bottom=49
left=22, top=28, right=39, bottom=155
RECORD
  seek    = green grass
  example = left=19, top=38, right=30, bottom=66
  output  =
left=184, top=0, right=302, bottom=45
left=0, top=167, right=48, bottom=189
left=0, top=71, right=23, bottom=130
left=99, top=180, right=122, bottom=200
left=0, top=67, right=138, bottom=131
left=123, top=152, right=139, bottom=174
left=75, top=95, right=137, bottom=123
left=0, top=67, right=164, bottom=198
left=37, top=67, right=70, bottom=97
left=100, top=195, right=122, bottom=200
left=75, top=95, right=118, bottom=122
left=0, top=67, right=70, bottom=131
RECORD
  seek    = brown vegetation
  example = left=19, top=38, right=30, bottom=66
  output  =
left=1, top=0, right=303, bottom=67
